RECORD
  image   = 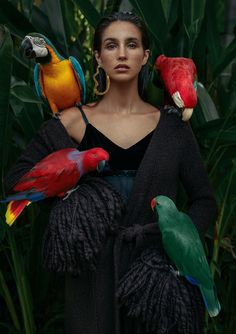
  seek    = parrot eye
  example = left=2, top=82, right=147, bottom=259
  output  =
left=34, top=37, right=46, bottom=46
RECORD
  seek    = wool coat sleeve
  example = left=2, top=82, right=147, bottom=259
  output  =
left=179, top=121, right=217, bottom=238
left=4, top=118, right=76, bottom=194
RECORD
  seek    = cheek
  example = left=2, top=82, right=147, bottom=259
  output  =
left=132, top=53, right=146, bottom=69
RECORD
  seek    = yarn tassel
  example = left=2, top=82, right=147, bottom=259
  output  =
left=42, top=176, right=125, bottom=274
left=117, top=247, right=205, bottom=334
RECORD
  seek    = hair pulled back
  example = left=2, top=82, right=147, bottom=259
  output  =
left=93, top=11, right=151, bottom=99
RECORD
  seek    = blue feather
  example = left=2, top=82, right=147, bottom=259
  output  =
left=69, top=56, right=86, bottom=103
left=34, top=64, right=50, bottom=107
left=1, top=192, right=45, bottom=202
left=185, top=275, right=199, bottom=286
left=34, top=64, right=42, bottom=98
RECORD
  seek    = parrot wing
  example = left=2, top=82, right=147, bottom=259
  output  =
left=162, top=211, right=214, bottom=289
left=14, top=158, right=79, bottom=197
left=34, top=63, right=49, bottom=107
left=69, top=56, right=86, bottom=103
left=34, top=63, right=44, bottom=98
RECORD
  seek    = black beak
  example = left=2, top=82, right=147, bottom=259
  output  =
left=21, top=37, right=36, bottom=58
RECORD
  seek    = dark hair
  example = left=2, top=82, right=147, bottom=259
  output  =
left=93, top=11, right=151, bottom=99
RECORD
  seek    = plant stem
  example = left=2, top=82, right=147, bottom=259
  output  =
left=210, top=169, right=234, bottom=279
left=0, top=270, right=21, bottom=331
left=7, top=230, right=35, bottom=334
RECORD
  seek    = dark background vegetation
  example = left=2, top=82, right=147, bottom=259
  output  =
left=0, top=0, right=235, bottom=333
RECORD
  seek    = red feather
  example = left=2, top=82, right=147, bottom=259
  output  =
left=155, top=54, right=197, bottom=108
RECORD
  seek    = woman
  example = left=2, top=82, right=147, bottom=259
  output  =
left=5, top=12, right=217, bottom=334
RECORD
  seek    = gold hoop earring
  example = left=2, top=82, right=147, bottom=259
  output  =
left=93, top=64, right=110, bottom=96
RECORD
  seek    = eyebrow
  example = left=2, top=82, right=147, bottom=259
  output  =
left=103, top=37, right=139, bottom=43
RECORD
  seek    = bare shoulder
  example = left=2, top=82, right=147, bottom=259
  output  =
left=58, top=106, right=82, bottom=129
left=57, top=103, right=97, bottom=142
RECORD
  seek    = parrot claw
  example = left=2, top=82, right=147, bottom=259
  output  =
left=169, top=264, right=180, bottom=277
left=52, top=112, right=61, bottom=119
left=165, top=105, right=182, bottom=118
left=63, top=185, right=80, bottom=200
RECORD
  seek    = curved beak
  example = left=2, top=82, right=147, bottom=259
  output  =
left=21, top=37, right=35, bottom=58
left=96, top=160, right=107, bottom=172
left=151, top=198, right=156, bottom=211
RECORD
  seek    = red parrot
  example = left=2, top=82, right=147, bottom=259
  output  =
left=155, top=54, right=197, bottom=121
left=1, top=147, right=109, bottom=226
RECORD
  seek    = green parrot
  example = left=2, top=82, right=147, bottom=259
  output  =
left=151, top=195, right=221, bottom=317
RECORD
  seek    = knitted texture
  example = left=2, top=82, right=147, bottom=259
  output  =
left=42, top=176, right=125, bottom=274
left=117, top=246, right=205, bottom=334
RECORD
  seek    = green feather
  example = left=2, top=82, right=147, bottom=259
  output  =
left=152, top=195, right=221, bottom=317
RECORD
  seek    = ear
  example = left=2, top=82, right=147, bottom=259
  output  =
left=94, top=50, right=102, bottom=66
left=142, top=49, right=150, bottom=66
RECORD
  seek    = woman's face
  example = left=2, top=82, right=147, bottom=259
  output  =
left=95, top=21, right=150, bottom=83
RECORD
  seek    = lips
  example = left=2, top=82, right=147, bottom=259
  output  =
left=114, top=64, right=130, bottom=69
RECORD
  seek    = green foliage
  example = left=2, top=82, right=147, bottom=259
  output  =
left=0, top=0, right=235, bottom=333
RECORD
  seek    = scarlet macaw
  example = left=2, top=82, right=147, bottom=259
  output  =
left=151, top=195, right=221, bottom=317
left=155, top=54, right=197, bottom=121
left=2, top=147, right=109, bottom=226
left=21, top=33, right=86, bottom=113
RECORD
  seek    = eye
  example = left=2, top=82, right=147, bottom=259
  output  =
left=105, top=43, right=116, bottom=50
left=34, top=37, right=45, bottom=46
left=128, top=42, right=137, bottom=49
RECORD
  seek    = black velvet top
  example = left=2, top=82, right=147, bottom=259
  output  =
left=77, top=105, right=154, bottom=170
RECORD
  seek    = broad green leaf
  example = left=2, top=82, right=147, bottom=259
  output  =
left=204, top=0, right=222, bottom=69
left=104, top=0, right=122, bottom=16
left=213, top=37, right=236, bottom=79
left=0, top=25, right=13, bottom=194
left=181, top=0, right=206, bottom=52
left=31, top=5, right=54, bottom=38
left=128, top=0, right=167, bottom=53
left=40, top=0, right=69, bottom=55
left=197, top=82, right=219, bottom=121
left=197, top=118, right=236, bottom=146
left=10, top=96, right=44, bottom=141
left=22, top=0, right=33, bottom=19
left=161, top=0, right=179, bottom=29
left=73, top=0, right=101, bottom=28
left=61, top=0, right=79, bottom=43
left=0, top=0, right=36, bottom=38
left=11, top=85, right=42, bottom=104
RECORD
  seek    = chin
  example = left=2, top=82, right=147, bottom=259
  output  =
left=111, top=73, right=137, bottom=83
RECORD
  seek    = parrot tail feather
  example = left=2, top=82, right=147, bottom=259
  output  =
left=185, top=275, right=199, bottom=286
left=6, top=200, right=31, bottom=226
left=200, top=285, right=221, bottom=317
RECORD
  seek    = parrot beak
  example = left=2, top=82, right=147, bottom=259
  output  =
left=96, top=160, right=106, bottom=172
left=21, top=37, right=36, bottom=58
left=151, top=198, right=156, bottom=211
left=182, top=108, right=193, bottom=121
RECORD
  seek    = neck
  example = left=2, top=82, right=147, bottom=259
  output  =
left=97, top=77, right=144, bottom=114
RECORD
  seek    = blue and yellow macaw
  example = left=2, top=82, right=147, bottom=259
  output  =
left=21, top=33, right=86, bottom=113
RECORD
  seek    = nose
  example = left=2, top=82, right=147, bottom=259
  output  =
left=117, top=44, right=127, bottom=60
